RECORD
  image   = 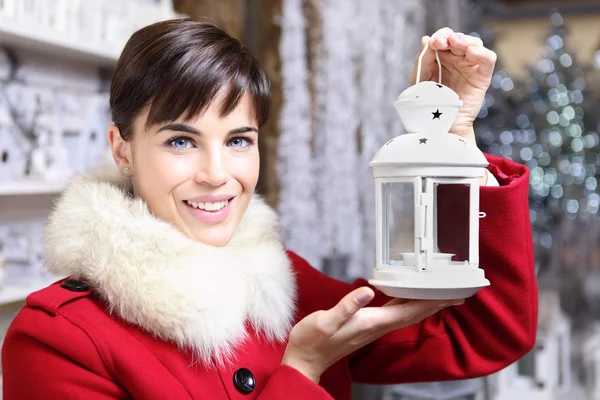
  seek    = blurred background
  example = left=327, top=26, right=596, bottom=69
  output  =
left=0, top=0, right=599, bottom=399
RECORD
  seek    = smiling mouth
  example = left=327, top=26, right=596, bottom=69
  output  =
left=185, top=199, right=231, bottom=212
left=182, top=197, right=236, bottom=224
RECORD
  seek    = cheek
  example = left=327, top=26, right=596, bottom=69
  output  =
left=232, top=150, right=260, bottom=189
left=134, top=148, right=195, bottom=194
left=158, top=156, right=196, bottom=182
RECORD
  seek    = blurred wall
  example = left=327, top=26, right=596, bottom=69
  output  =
left=490, top=12, right=600, bottom=78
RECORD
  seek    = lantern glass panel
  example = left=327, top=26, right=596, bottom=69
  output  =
left=433, top=182, right=470, bottom=263
left=423, top=178, right=479, bottom=263
left=382, top=181, right=416, bottom=266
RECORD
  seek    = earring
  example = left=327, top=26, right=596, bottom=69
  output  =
left=123, top=167, right=129, bottom=174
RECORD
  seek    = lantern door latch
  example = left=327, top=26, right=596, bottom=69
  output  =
left=420, top=192, right=434, bottom=206
left=416, top=192, right=433, bottom=246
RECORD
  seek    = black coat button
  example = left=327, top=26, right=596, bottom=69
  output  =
left=233, top=368, right=255, bottom=394
left=61, top=279, right=90, bottom=292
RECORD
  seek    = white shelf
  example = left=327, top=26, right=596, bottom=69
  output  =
left=0, top=181, right=65, bottom=196
left=0, top=276, right=64, bottom=305
left=0, top=17, right=121, bottom=66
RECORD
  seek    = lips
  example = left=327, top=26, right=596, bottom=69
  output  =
left=183, top=197, right=234, bottom=224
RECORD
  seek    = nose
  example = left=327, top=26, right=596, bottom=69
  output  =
left=194, top=148, right=228, bottom=187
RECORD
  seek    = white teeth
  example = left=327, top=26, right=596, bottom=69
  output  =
left=186, top=199, right=229, bottom=211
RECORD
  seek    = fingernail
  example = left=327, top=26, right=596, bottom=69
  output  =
left=438, top=300, right=464, bottom=307
left=355, top=291, right=373, bottom=306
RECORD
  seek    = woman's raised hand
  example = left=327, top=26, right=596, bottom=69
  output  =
left=411, top=27, right=497, bottom=143
left=281, top=287, right=464, bottom=383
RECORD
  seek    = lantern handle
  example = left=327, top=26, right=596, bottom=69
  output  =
left=416, top=43, right=442, bottom=85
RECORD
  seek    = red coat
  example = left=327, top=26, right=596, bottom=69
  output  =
left=2, top=154, right=537, bottom=399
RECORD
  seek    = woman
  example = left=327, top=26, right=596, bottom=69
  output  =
left=2, top=18, right=536, bottom=400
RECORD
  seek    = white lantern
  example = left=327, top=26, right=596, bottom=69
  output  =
left=368, top=46, right=490, bottom=300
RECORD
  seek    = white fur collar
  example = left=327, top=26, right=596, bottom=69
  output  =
left=43, top=167, right=297, bottom=365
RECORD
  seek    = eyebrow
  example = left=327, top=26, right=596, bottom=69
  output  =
left=156, top=123, right=258, bottom=135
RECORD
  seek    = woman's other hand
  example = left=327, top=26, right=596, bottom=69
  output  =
left=411, top=28, right=497, bottom=143
left=281, top=287, right=464, bottom=383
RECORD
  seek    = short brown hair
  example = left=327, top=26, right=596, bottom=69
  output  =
left=110, top=18, right=270, bottom=140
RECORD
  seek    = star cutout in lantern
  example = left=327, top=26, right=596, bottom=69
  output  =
left=419, top=138, right=428, bottom=144
left=432, top=109, right=442, bottom=119
left=436, top=84, right=443, bottom=88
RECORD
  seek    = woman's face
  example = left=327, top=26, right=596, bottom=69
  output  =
left=109, top=93, right=260, bottom=247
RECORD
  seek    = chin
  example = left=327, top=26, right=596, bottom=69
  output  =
left=189, top=221, right=237, bottom=247
left=197, top=233, right=233, bottom=247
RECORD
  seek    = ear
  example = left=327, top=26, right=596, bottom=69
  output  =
left=108, top=125, right=133, bottom=176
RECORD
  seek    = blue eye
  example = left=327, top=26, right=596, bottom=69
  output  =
left=229, top=137, right=253, bottom=149
left=169, top=136, right=193, bottom=150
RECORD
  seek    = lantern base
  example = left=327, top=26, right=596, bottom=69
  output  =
left=369, top=267, right=490, bottom=300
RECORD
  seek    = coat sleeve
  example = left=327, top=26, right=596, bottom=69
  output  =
left=290, top=154, right=538, bottom=385
left=256, top=366, right=334, bottom=399
left=2, top=306, right=130, bottom=400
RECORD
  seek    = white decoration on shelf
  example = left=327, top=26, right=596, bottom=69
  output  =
left=0, top=86, right=28, bottom=183
left=0, top=220, right=52, bottom=285
left=4, top=83, right=39, bottom=139
left=0, top=0, right=17, bottom=19
left=0, top=0, right=178, bottom=66
left=0, top=48, right=11, bottom=80
left=0, top=75, right=111, bottom=187
left=0, top=224, right=34, bottom=285
left=46, top=129, right=72, bottom=182
left=80, top=93, right=111, bottom=172
left=277, top=0, right=321, bottom=268
left=28, top=129, right=49, bottom=179
left=314, top=0, right=362, bottom=274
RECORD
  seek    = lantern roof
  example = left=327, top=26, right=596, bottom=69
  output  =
left=370, top=132, right=488, bottom=168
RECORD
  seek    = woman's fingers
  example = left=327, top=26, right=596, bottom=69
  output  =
left=447, top=33, right=484, bottom=50
left=427, top=27, right=458, bottom=51
left=430, top=27, right=454, bottom=41
left=327, top=287, right=375, bottom=331
left=431, top=33, right=480, bottom=56
left=429, top=35, right=450, bottom=51
left=464, top=44, right=497, bottom=76
left=375, top=299, right=465, bottom=328
left=383, top=297, right=411, bottom=307
left=425, top=32, right=496, bottom=79
left=383, top=297, right=464, bottom=307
